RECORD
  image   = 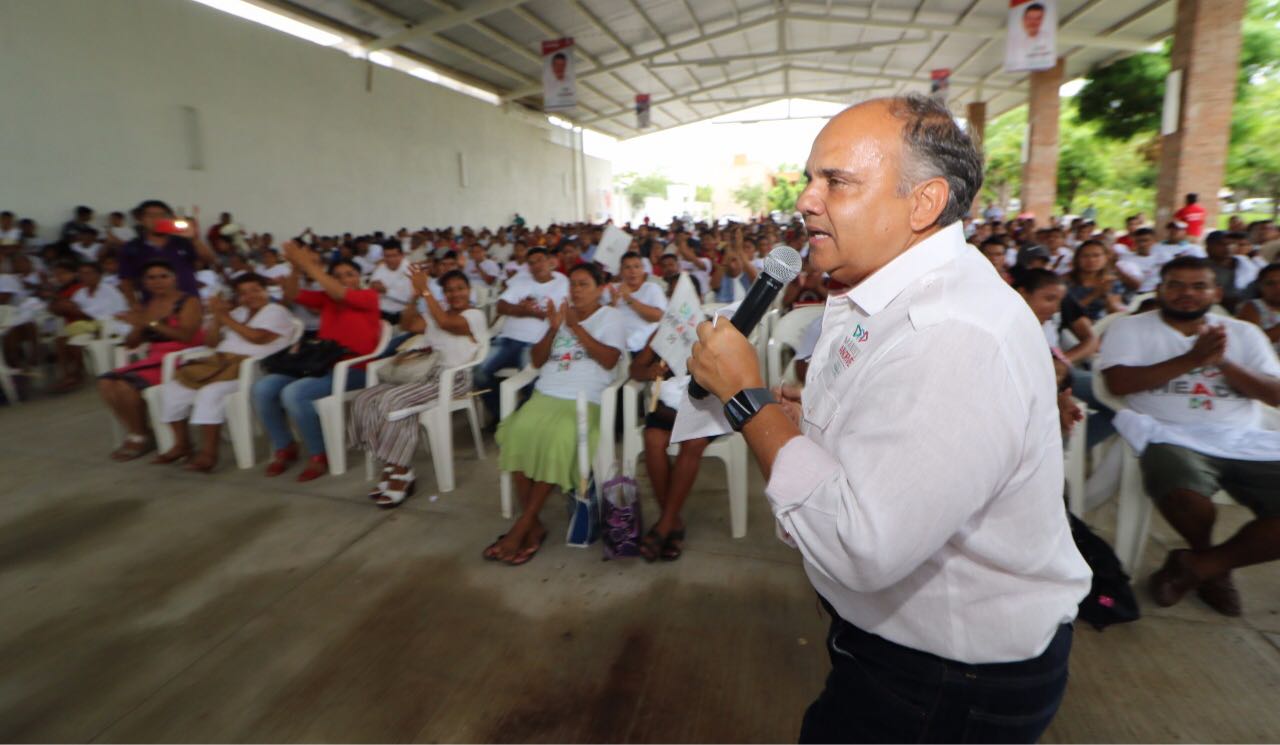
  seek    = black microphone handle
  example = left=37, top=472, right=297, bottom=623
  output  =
left=689, top=273, right=785, bottom=400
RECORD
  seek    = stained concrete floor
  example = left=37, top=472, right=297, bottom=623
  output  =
left=1, top=388, right=1279, bottom=743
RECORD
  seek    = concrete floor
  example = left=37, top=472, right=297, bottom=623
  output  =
left=1, top=388, right=1279, bottom=743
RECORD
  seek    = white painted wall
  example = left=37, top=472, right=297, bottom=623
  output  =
left=0, top=0, right=611, bottom=241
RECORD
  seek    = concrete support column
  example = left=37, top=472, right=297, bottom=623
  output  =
left=967, top=100, right=987, bottom=215
left=1021, top=58, right=1064, bottom=224
left=1155, top=0, right=1246, bottom=231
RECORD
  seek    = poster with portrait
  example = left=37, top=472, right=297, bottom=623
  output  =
left=1004, top=0, right=1057, bottom=73
left=542, top=38, right=577, bottom=112
left=635, top=93, right=651, bottom=129
left=930, top=69, right=951, bottom=104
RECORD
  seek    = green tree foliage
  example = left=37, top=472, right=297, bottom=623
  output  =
left=1075, top=52, right=1168, bottom=141
left=732, top=183, right=768, bottom=215
left=767, top=180, right=804, bottom=214
left=978, top=106, right=1026, bottom=207
left=615, top=172, right=672, bottom=211
left=695, top=185, right=713, bottom=202
left=1228, top=79, right=1280, bottom=215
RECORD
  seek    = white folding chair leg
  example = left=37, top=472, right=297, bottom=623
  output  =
left=1113, top=443, right=1153, bottom=575
left=500, top=471, right=514, bottom=518
left=365, top=450, right=378, bottom=481
left=726, top=436, right=749, bottom=538
left=1065, top=406, right=1088, bottom=517
left=316, top=398, right=349, bottom=475
left=423, top=409, right=456, bottom=493
left=225, top=395, right=257, bottom=469
left=466, top=399, right=486, bottom=459
left=144, top=387, right=175, bottom=453
left=0, top=366, right=18, bottom=404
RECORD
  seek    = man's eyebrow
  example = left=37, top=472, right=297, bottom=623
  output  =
left=816, top=168, right=861, bottom=182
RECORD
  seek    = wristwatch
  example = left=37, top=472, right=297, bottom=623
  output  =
left=724, top=387, right=776, bottom=432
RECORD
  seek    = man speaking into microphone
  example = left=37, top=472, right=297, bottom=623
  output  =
left=688, top=95, right=1090, bottom=743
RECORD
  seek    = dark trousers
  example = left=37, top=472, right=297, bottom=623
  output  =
left=800, top=598, right=1073, bottom=744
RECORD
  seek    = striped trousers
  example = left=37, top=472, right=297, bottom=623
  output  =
left=348, top=376, right=471, bottom=468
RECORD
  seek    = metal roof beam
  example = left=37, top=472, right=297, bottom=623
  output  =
left=503, top=12, right=779, bottom=101
left=685, top=84, right=892, bottom=105
left=362, top=0, right=529, bottom=52
left=785, top=9, right=1154, bottom=52
left=787, top=61, right=1026, bottom=93
left=644, top=37, right=930, bottom=68
left=580, top=64, right=787, bottom=124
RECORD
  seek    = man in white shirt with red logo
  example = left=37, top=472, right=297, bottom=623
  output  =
left=689, top=95, right=1090, bottom=743
left=1099, top=256, right=1280, bottom=617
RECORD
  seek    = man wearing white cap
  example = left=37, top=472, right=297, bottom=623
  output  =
left=1158, top=220, right=1204, bottom=258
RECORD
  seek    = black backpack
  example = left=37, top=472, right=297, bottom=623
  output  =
left=1069, top=512, right=1141, bottom=630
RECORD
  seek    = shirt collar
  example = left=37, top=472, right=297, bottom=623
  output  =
left=838, top=222, right=967, bottom=316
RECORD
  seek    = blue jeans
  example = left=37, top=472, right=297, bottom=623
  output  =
left=1071, top=367, right=1115, bottom=450
left=474, top=336, right=531, bottom=419
left=800, top=597, right=1072, bottom=744
left=252, top=369, right=366, bottom=456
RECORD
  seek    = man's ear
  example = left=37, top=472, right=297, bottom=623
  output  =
left=910, top=177, right=950, bottom=232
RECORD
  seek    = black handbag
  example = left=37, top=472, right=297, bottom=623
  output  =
left=1069, top=512, right=1141, bottom=630
left=260, top=338, right=351, bottom=378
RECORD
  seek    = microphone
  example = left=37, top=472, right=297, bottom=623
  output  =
left=689, top=245, right=803, bottom=400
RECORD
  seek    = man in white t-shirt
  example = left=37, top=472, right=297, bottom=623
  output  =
left=609, top=251, right=668, bottom=352
left=69, top=229, right=102, bottom=263
left=369, top=244, right=414, bottom=322
left=503, top=241, right=531, bottom=279
left=463, top=243, right=501, bottom=287
left=255, top=249, right=293, bottom=301
left=1099, top=256, right=1280, bottom=617
left=0, top=212, right=21, bottom=247
left=475, top=247, right=570, bottom=419
left=1155, top=221, right=1200, bottom=257
left=1117, top=227, right=1175, bottom=293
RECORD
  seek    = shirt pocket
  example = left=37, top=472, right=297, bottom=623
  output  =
left=803, top=378, right=840, bottom=432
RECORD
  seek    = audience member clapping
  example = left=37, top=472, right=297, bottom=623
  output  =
left=97, top=260, right=204, bottom=461
left=155, top=273, right=297, bottom=472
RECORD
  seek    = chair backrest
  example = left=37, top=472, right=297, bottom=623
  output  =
left=771, top=305, right=823, bottom=351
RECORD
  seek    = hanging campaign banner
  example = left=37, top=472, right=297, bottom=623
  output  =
left=592, top=224, right=632, bottom=274
left=542, top=38, right=576, bottom=112
left=930, top=69, right=951, bottom=103
left=635, top=94, right=651, bottom=128
left=1004, top=0, right=1057, bottom=73
left=651, top=273, right=706, bottom=377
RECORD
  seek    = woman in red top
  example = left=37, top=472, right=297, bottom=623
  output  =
left=99, top=260, right=204, bottom=460
left=252, top=241, right=381, bottom=481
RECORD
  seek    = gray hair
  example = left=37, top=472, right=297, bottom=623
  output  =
left=882, top=94, right=984, bottom=228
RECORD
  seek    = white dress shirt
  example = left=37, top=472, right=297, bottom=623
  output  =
left=70, top=282, right=129, bottom=335
left=765, top=222, right=1090, bottom=664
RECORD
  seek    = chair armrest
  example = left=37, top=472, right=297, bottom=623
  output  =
left=238, top=356, right=262, bottom=388
left=499, top=365, right=540, bottom=418
left=331, top=348, right=383, bottom=394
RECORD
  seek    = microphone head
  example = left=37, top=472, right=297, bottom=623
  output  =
left=763, top=245, right=803, bottom=284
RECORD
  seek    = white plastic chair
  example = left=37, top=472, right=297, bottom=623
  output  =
left=496, top=354, right=628, bottom=519
left=1064, top=398, right=1088, bottom=517
left=161, top=317, right=305, bottom=469
left=0, top=359, right=18, bottom=404
left=766, top=305, right=824, bottom=387
left=1089, top=370, right=1277, bottom=573
left=362, top=329, right=490, bottom=492
left=315, top=321, right=394, bottom=476
left=620, top=380, right=751, bottom=538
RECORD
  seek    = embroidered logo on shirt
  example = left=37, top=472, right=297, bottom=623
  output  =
left=827, top=324, right=871, bottom=377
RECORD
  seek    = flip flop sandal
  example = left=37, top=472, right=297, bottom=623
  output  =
left=660, top=529, right=686, bottom=562
left=111, top=436, right=154, bottom=462
left=639, top=526, right=666, bottom=564
left=483, top=534, right=508, bottom=561
left=368, top=465, right=393, bottom=500
left=505, top=533, right=545, bottom=567
left=375, top=472, right=416, bottom=509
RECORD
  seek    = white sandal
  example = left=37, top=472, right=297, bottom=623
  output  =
left=368, top=465, right=392, bottom=500
left=375, top=470, right=416, bottom=509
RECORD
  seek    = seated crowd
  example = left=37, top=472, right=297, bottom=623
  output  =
left=2, top=197, right=1278, bottom=598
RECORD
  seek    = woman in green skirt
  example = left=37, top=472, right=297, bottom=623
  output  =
left=489, top=263, right=627, bottom=565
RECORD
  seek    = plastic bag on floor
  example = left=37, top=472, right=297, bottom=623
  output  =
left=601, top=465, right=641, bottom=559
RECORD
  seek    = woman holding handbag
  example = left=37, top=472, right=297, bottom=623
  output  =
left=348, top=267, right=486, bottom=507
left=98, top=260, right=204, bottom=461
left=252, top=241, right=381, bottom=482
left=153, top=274, right=298, bottom=472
